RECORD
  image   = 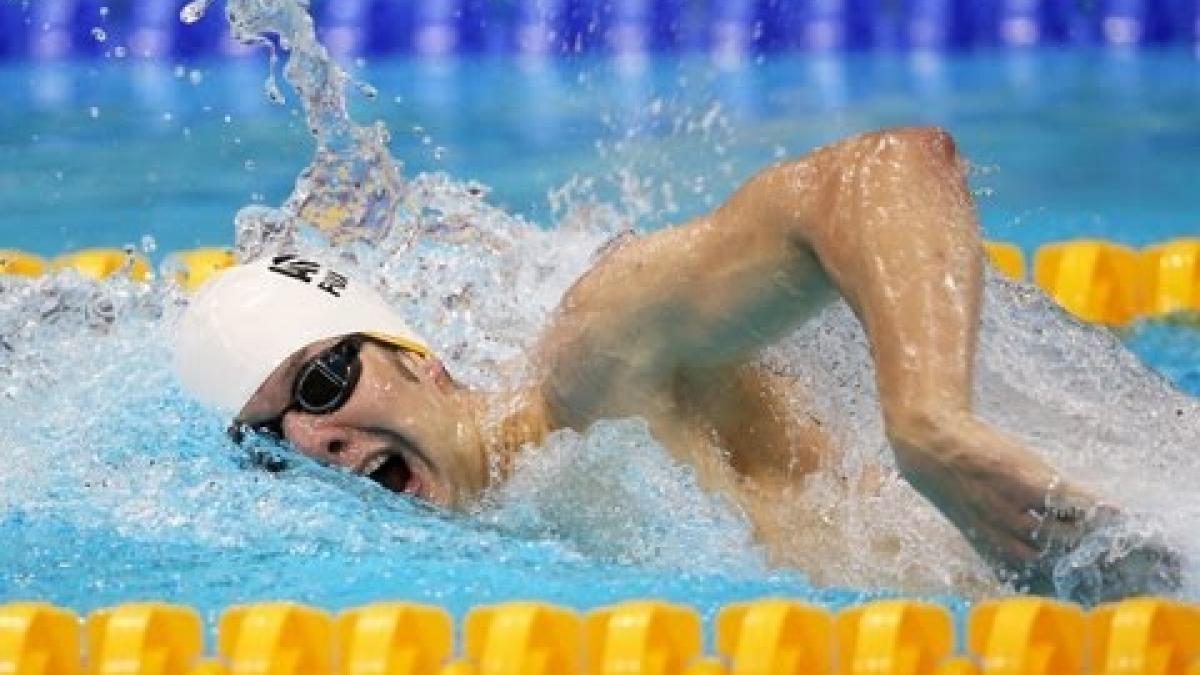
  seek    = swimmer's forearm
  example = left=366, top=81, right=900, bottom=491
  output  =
left=889, top=416, right=1090, bottom=582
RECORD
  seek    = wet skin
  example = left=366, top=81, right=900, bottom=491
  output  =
left=238, top=127, right=1179, bottom=598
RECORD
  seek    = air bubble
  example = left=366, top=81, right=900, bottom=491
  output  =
left=91, top=27, right=107, bottom=43
left=88, top=106, right=100, bottom=119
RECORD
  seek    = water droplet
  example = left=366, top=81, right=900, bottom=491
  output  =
left=244, top=159, right=257, bottom=172
left=433, top=147, right=446, bottom=160
left=264, top=76, right=285, bottom=104
left=179, top=0, right=213, bottom=25
left=88, top=106, right=100, bottom=119
left=174, top=65, right=187, bottom=78
left=162, top=112, right=174, bottom=122
left=98, top=6, right=109, bottom=17
left=113, top=45, right=127, bottom=58
left=140, top=235, right=157, bottom=254
left=188, top=69, right=203, bottom=85
left=91, top=27, right=106, bottom=42
left=223, top=114, right=233, bottom=124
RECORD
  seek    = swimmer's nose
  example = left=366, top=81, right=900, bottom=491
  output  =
left=281, top=415, right=372, bottom=470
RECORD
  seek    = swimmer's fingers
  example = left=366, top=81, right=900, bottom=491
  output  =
left=1019, top=500, right=1184, bottom=603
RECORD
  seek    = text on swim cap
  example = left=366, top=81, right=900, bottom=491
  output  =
left=268, top=255, right=348, bottom=298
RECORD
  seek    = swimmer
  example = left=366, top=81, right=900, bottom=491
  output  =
left=176, top=127, right=1180, bottom=601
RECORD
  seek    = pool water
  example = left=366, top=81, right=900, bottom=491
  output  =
left=3, top=49, right=1199, bottom=255
left=0, top=40, right=1198, bottom=634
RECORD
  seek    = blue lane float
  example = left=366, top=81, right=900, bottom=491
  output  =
left=0, top=0, right=1197, bottom=58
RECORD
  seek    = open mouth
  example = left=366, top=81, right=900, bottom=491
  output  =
left=366, top=453, right=417, bottom=495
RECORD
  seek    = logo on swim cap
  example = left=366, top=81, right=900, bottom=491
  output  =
left=173, top=254, right=429, bottom=416
left=266, top=254, right=348, bottom=296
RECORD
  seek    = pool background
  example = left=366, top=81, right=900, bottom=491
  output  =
left=1, top=17, right=1199, bottom=639
left=2, top=49, right=1198, bottom=255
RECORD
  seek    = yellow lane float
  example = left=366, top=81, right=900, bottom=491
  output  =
left=984, top=241, right=1026, bottom=281
left=716, top=599, right=833, bottom=675
left=1034, top=240, right=1143, bottom=326
left=50, top=248, right=151, bottom=282
left=2, top=597, right=1199, bottom=674
left=937, top=658, right=983, bottom=675
left=0, top=602, right=81, bottom=675
left=0, top=249, right=47, bottom=277
left=164, top=247, right=236, bottom=291
left=1140, top=238, right=1200, bottom=319
left=337, top=603, right=453, bottom=675
left=586, top=601, right=702, bottom=675
left=218, top=602, right=333, bottom=675
left=464, top=602, right=582, bottom=675
left=968, top=597, right=1086, bottom=675
left=1090, top=597, right=1200, bottom=675
left=837, top=600, right=955, bottom=675
left=86, top=603, right=203, bottom=675
left=685, top=659, right=730, bottom=675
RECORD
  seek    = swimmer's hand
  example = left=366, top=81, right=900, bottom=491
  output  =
left=895, top=434, right=1182, bottom=605
left=1017, top=500, right=1183, bottom=605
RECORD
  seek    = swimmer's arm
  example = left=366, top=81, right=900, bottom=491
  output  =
left=533, top=156, right=834, bottom=428
left=538, top=129, right=1181, bottom=597
left=540, top=156, right=834, bottom=373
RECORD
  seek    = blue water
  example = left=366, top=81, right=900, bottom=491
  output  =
left=1, top=47, right=1198, bottom=636
left=2, top=49, right=1199, bottom=256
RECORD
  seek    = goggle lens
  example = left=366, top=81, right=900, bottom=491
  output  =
left=293, top=338, right=362, bottom=413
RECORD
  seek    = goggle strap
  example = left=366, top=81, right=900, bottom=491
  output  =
left=362, top=331, right=432, bottom=357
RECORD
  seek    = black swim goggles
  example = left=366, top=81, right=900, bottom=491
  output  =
left=227, top=331, right=433, bottom=447
left=227, top=334, right=367, bottom=445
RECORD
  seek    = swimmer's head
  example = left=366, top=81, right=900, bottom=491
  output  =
left=174, top=254, right=489, bottom=506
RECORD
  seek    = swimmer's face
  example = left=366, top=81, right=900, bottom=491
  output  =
left=236, top=336, right=487, bottom=508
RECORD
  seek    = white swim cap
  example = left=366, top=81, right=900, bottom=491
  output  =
left=174, top=254, right=430, bottom=416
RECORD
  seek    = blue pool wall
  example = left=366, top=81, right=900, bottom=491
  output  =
left=1, top=0, right=1198, bottom=59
